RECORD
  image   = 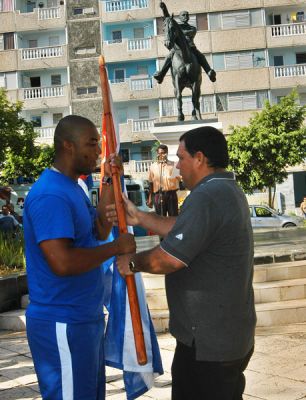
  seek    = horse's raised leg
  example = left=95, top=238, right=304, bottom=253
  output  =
left=174, top=77, right=184, bottom=121
left=191, top=83, right=202, bottom=120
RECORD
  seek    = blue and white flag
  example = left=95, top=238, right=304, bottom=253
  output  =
left=100, top=70, right=163, bottom=399
left=103, top=227, right=163, bottom=399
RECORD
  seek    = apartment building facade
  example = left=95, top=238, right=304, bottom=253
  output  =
left=0, top=0, right=305, bottom=209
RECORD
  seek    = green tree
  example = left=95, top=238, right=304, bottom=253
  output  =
left=227, top=91, right=306, bottom=206
left=0, top=89, right=54, bottom=184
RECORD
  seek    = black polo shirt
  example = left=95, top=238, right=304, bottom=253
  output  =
left=161, top=171, right=256, bottom=361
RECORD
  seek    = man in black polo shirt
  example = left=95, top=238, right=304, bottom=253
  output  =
left=111, top=126, right=256, bottom=400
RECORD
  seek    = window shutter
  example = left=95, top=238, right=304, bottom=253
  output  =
left=239, top=53, right=253, bottom=69
left=222, top=14, right=236, bottom=29
left=51, top=75, right=61, bottom=85
left=0, top=73, right=5, bottom=88
left=228, top=94, right=243, bottom=110
left=225, top=54, right=239, bottom=70
left=243, top=93, right=257, bottom=109
left=0, top=34, right=4, bottom=51
left=235, top=11, right=250, bottom=27
left=222, top=11, right=250, bottom=29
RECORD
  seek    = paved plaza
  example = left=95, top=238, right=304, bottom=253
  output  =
left=0, top=323, right=305, bottom=400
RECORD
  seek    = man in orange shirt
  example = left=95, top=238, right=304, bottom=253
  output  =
left=147, top=144, right=181, bottom=216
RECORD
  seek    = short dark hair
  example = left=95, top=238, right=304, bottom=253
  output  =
left=54, top=115, right=96, bottom=154
left=180, top=126, right=229, bottom=168
left=157, top=144, right=168, bottom=153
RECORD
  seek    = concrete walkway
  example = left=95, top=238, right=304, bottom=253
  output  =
left=0, top=324, right=305, bottom=400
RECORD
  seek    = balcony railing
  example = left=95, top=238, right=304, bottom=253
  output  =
left=38, top=7, right=61, bottom=20
left=21, top=45, right=63, bottom=60
left=274, top=64, right=306, bottom=78
left=110, top=77, right=153, bottom=91
left=105, top=37, right=152, bottom=51
left=128, top=38, right=152, bottom=51
left=124, top=160, right=152, bottom=176
left=23, top=86, right=64, bottom=99
left=271, top=22, right=306, bottom=37
left=129, top=77, right=153, bottom=90
left=135, top=160, right=152, bottom=173
left=104, top=0, right=148, bottom=12
left=132, top=118, right=155, bottom=132
left=34, top=126, right=55, bottom=139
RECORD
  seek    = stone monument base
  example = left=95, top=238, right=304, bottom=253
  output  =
left=150, top=118, right=222, bottom=160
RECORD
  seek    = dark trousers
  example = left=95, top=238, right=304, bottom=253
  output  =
left=153, top=190, right=178, bottom=216
left=171, top=341, right=254, bottom=400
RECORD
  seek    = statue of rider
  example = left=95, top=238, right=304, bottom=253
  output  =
left=154, top=5, right=216, bottom=84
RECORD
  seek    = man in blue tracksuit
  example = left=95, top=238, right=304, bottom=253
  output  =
left=23, top=115, right=135, bottom=399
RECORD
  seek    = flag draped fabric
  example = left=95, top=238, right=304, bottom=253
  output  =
left=101, top=74, right=163, bottom=400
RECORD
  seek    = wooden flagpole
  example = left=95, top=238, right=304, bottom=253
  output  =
left=99, top=55, right=147, bottom=366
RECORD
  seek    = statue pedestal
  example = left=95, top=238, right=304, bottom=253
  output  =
left=150, top=118, right=223, bottom=161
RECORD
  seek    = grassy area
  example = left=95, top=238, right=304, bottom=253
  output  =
left=0, top=232, right=25, bottom=276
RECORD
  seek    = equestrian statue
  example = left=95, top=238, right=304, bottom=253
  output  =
left=154, top=2, right=216, bottom=121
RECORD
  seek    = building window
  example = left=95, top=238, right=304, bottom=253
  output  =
left=53, top=113, right=63, bottom=125
left=141, top=146, right=151, bottom=161
left=296, top=53, right=306, bottom=64
left=31, top=116, right=42, bottom=127
left=296, top=11, right=304, bottom=22
left=216, top=94, right=228, bottom=111
left=73, top=7, right=95, bottom=15
left=49, top=36, right=60, bottom=46
left=28, top=39, right=38, bottom=48
left=76, top=86, right=97, bottom=95
left=196, top=13, right=208, bottom=31
left=134, top=27, right=144, bottom=39
left=88, top=86, right=97, bottom=94
left=156, top=17, right=164, bottom=35
left=73, top=8, right=83, bottom=15
left=138, top=106, right=149, bottom=119
left=117, top=107, right=127, bottom=124
left=0, top=0, right=14, bottom=11
left=114, top=69, right=125, bottom=83
left=0, top=73, right=5, bottom=88
left=1, top=32, right=15, bottom=50
left=51, top=75, right=61, bottom=85
left=222, top=11, right=250, bottom=29
left=112, top=30, right=122, bottom=43
left=225, top=52, right=253, bottom=70
left=137, top=65, right=148, bottom=75
left=30, top=76, right=41, bottom=87
left=200, top=95, right=214, bottom=113
left=120, top=149, right=130, bottom=163
left=210, top=9, right=263, bottom=30
left=47, top=0, right=57, bottom=7
left=299, top=94, right=306, bottom=106
left=274, top=56, right=284, bottom=67
left=76, top=87, right=87, bottom=95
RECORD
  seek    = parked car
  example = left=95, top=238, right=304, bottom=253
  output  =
left=249, top=205, right=303, bottom=229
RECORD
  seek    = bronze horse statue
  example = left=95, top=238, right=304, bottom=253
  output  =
left=163, top=14, right=202, bottom=121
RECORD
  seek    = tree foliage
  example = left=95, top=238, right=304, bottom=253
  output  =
left=227, top=91, right=306, bottom=202
left=0, top=89, right=54, bottom=184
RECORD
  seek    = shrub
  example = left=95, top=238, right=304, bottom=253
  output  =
left=0, top=231, right=25, bottom=275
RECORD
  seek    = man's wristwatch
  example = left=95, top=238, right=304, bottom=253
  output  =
left=129, top=260, right=139, bottom=273
left=102, top=176, right=112, bottom=186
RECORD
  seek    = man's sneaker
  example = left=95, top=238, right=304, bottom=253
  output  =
left=153, top=71, right=164, bottom=84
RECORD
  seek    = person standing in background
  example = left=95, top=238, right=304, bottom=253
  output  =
left=147, top=144, right=180, bottom=216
